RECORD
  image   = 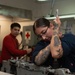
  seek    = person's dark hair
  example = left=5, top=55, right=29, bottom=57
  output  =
left=33, top=18, right=50, bottom=34
left=10, top=23, right=21, bottom=29
left=20, top=31, right=23, bottom=37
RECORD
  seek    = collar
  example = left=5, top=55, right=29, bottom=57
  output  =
left=10, top=33, right=16, bottom=38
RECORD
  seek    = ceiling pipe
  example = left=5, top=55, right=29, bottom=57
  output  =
left=0, top=5, right=32, bottom=20
left=45, top=14, right=75, bottom=20
left=49, top=0, right=55, bottom=17
left=36, top=0, right=48, bottom=1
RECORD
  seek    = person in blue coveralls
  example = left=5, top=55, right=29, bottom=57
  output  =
left=32, top=16, right=75, bottom=73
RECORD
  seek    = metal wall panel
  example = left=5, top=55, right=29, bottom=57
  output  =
left=22, top=25, right=38, bottom=47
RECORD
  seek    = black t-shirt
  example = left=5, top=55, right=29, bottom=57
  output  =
left=32, top=33, right=75, bottom=72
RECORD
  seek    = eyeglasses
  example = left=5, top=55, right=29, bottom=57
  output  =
left=37, top=27, right=48, bottom=38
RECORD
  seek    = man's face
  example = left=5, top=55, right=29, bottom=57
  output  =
left=35, top=26, right=53, bottom=41
left=11, top=27, right=20, bottom=37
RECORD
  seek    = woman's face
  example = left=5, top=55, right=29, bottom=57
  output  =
left=35, top=24, right=54, bottom=41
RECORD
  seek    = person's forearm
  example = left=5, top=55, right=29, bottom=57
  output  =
left=35, top=45, right=50, bottom=65
left=50, top=22, right=63, bottom=58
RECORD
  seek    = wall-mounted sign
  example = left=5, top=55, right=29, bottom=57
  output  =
left=25, top=31, right=31, bottom=40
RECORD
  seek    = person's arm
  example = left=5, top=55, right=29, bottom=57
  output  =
left=3, top=37, right=31, bottom=56
left=50, top=17, right=63, bottom=58
left=35, top=45, right=50, bottom=65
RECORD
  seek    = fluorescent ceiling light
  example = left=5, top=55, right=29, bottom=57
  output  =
left=37, top=0, right=48, bottom=1
left=45, top=14, right=75, bottom=20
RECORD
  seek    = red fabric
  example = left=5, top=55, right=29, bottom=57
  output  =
left=0, top=56, right=2, bottom=63
left=1, top=33, right=27, bottom=60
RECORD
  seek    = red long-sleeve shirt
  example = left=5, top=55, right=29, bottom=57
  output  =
left=1, top=33, right=27, bottom=60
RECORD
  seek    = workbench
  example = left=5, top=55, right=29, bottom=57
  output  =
left=0, top=71, right=13, bottom=75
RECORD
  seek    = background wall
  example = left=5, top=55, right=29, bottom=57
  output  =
left=0, top=0, right=75, bottom=50
left=34, top=0, right=75, bottom=19
left=0, top=0, right=75, bottom=19
left=0, top=15, right=34, bottom=50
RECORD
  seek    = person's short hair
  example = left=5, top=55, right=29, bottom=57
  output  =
left=10, top=23, right=21, bottom=29
left=33, top=18, right=50, bottom=34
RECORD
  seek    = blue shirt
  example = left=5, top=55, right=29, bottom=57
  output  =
left=32, top=33, right=75, bottom=72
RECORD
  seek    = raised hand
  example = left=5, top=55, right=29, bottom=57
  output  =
left=53, top=16, right=61, bottom=29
